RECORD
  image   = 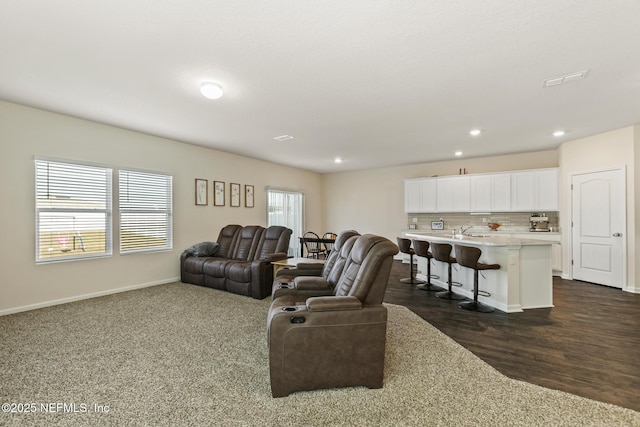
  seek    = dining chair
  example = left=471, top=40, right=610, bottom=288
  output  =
left=322, top=232, right=337, bottom=255
left=303, top=231, right=325, bottom=259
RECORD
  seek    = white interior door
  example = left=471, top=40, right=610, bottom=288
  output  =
left=571, top=168, right=625, bottom=288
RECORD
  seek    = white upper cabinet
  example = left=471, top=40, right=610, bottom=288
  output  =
left=492, top=173, right=512, bottom=211
left=511, top=168, right=558, bottom=211
left=404, top=178, right=437, bottom=213
left=404, top=179, right=421, bottom=213
left=535, top=169, right=559, bottom=210
left=437, top=176, right=470, bottom=212
left=471, top=173, right=511, bottom=212
left=419, top=179, right=437, bottom=212
left=404, top=168, right=558, bottom=213
left=470, top=175, right=492, bottom=212
left=511, top=172, right=537, bottom=211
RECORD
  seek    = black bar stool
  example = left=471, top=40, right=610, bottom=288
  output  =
left=412, top=239, right=442, bottom=292
left=396, top=237, right=425, bottom=285
left=430, top=242, right=465, bottom=300
left=455, top=244, right=500, bottom=313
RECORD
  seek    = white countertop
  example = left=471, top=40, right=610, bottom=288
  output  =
left=405, top=231, right=558, bottom=247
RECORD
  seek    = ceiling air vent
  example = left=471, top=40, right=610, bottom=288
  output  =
left=543, top=69, right=589, bottom=87
left=273, top=135, right=294, bottom=142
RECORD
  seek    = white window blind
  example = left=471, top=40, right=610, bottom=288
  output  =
left=119, top=169, right=173, bottom=254
left=35, top=159, right=113, bottom=263
left=267, top=188, right=303, bottom=256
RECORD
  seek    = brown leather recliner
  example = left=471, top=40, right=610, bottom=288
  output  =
left=267, top=234, right=399, bottom=397
left=181, top=224, right=292, bottom=299
left=271, top=230, right=360, bottom=300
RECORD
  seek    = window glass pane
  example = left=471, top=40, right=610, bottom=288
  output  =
left=119, top=169, right=173, bottom=253
left=35, top=159, right=112, bottom=263
left=267, top=188, right=303, bottom=256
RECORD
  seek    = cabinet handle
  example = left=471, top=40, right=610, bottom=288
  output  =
left=613, top=233, right=622, bottom=237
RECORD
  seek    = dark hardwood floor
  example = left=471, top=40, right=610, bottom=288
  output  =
left=383, top=260, right=640, bottom=412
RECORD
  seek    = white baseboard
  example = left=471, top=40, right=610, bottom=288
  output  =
left=0, top=277, right=180, bottom=317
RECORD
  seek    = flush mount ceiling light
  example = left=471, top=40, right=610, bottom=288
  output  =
left=334, top=157, right=343, bottom=164
left=200, top=82, right=224, bottom=100
left=553, top=130, right=566, bottom=137
left=469, top=129, right=481, bottom=137
left=454, top=151, right=463, bottom=157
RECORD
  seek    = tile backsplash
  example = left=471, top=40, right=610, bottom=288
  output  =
left=406, top=212, right=559, bottom=232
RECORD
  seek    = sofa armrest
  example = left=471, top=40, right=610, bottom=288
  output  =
left=306, top=296, right=362, bottom=312
left=260, top=252, right=289, bottom=262
left=293, top=276, right=331, bottom=290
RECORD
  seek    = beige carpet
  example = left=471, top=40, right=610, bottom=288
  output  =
left=0, top=282, right=638, bottom=426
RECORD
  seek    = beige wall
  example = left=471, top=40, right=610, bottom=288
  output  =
left=2, top=99, right=638, bottom=314
left=558, top=126, right=637, bottom=291
left=322, top=150, right=558, bottom=242
left=0, top=101, right=323, bottom=313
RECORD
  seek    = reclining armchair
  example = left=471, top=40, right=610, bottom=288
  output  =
left=267, top=234, right=399, bottom=397
left=272, top=230, right=360, bottom=300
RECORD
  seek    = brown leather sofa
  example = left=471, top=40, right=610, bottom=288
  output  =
left=181, top=224, right=292, bottom=299
left=267, top=233, right=399, bottom=397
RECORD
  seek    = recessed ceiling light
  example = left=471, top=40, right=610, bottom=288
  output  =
left=273, top=135, right=294, bottom=142
left=469, top=129, right=481, bottom=137
left=200, top=82, right=224, bottom=100
left=553, top=130, right=566, bottom=137
left=334, top=157, right=343, bottom=164
left=454, top=151, right=463, bottom=157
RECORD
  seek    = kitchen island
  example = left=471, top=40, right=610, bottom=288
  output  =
left=405, top=232, right=556, bottom=313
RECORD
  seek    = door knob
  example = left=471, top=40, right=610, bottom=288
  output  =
left=613, top=233, right=622, bottom=237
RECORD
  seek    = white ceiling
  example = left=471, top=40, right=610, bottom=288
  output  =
left=2, top=1, right=640, bottom=173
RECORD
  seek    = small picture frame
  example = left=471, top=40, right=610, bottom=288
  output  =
left=431, top=221, right=444, bottom=230
left=213, top=181, right=225, bottom=206
left=230, top=183, right=241, bottom=207
left=214, top=181, right=225, bottom=206
left=195, top=179, right=208, bottom=206
left=245, top=185, right=254, bottom=208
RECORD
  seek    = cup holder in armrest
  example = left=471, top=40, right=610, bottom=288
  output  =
left=282, top=306, right=297, bottom=312
left=276, top=281, right=293, bottom=289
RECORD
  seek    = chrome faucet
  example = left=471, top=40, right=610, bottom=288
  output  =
left=459, top=225, right=472, bottom=235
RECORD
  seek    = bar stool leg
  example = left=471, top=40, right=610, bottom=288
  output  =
left=459, top=270, right=495, bottom=313
left=400, top=253, right=425, bottom=285
left=416, top=257, right=443, bottom=292
left=435, top=262, right=465, bottom=300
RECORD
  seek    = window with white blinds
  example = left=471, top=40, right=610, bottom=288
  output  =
left=35, top=159, right=113, bottom=263
left=119, top=169, right=173, bottom=254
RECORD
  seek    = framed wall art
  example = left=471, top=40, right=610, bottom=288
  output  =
left=214, top=181, right=225, bottom=206
left=195, top=179, right=208, bottom=206
left=230, top=183, right=241, bottom=207
left=245, top=185, right=254, bottom=208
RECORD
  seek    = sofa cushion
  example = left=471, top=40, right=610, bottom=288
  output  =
left=226, top=261, right=252, bottom=283
left=232, top=226, right=264, bottom=261
left=256, top=226, right=292, bottom=260
left=184, top=241, right=220, bottom=257
left=183, top=256, right=208, bottom=274
left=203, top=259, right=233, bottom=277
